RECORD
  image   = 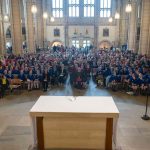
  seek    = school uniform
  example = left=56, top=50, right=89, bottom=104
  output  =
left=12, top=70, right=20, bottom=76
left=34, top=74, right=40, bottom=89
left=6, top=74, right=14, bottom=80
left=42, top=73, right=50, bottom=91
left=27, top=74, right=34, bottom=90
left=19, top=73, right=25, bottom=81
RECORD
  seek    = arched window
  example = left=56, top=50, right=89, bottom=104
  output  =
left=84, top=0, right=94, bottom=17
left=52, top=0, right=63, bottom=18
left=72, top=40, right=79, bottom=48
left=100, top=0, right=111, bottom=18
left=69, top=0, right=79, bottom=17
left=83, top=40, right=91, bottom=48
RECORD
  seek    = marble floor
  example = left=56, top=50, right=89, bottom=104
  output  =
left=0, top=79, right=150, bottom=150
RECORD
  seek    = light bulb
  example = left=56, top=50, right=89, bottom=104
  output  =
left=109, top=17, right=113, bottom=23
left=43, top=12, right=48, bottom=19
left=115, top=12, right=120, bottom=19
left=125, top=4, right=132, bottom=13
left=51, top=16, right=55, bottom=22
left=4, top=15, right=9, bottom=21
left=31, top=5, right=37, bottom=14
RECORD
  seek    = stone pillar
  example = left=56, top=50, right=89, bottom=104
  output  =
left=24, top=0, right=35, bottom=53
left=119, top=0, right=128, bottom=46
left=64, top=0, right=69, bottom=47
left=0, top=0, right=5, bottom=55
left=10, top=0, right=23, bottom=54
left=94, top=0, right=99, bottom=48
left=116, top=0, right=121, bottom=47
left=36, top=0, right=44, bottom=49
left=94, top=25, right=98, bottom=48
left=64, top=26, right=69, bottom=47
left=42, top=0, right=47, bottom=49
left=128, top=2, right=137, bottom=52
left=147, top=20, right=150, bottom=56
left=139, top=0, right=150, bottom=55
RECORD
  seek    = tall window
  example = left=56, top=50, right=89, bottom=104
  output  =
left=52, top=0, right=63, bottom=18
left=84, top=0, right=94, bottom=17
left=69, top=0, right=79, bottom=17
left=72, top=40, right=79, bottom=48
left=100, top=0, right=111, bottom=17
left=83, top=40, right=90, bottom=48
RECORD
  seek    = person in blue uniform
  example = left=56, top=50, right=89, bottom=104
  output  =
left=27, top=71, right=34, bottom=91
left=42, top=69, right=50, bottom=92
left=12, top=66, right=20, bottom=78
left=130, top=73, right=139, bottom=95
left=34, top=70, right=41, bottom=89
left=19, top=70, right=25, bottom=81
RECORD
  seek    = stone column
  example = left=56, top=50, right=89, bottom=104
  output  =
left=94, top=0, right=99, bottom=48
left=128, top=2, right=137, bottom=52
left=64, top=0, right=69, bottom=47
left=116, top=0, right=121, bottom=47
left=147, top=20, right=150, bottom=56
left=24, top=0, right=35, bottom=53
left=119, top=0, right=128, bottom=46
left=42, top=0, right=47, bottom=49
left=139, top=0, right=150, bottom=55
left=10, top=0, right=23, bottom=54
left=36, top=0, right=44, bottom=49
left=0, top=0, right=5, bottom=55
left=64, top=25, right=69, bottom=47
left=94, top=26, right=98, bottom=48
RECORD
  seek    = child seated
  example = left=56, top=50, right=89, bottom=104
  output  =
left=75, top=75, right=83, bottom=89
left=109, top=75, right=117, bottom=91
left=96, top=74, right=104, bottom=87
left=130, top=74, right=139, bottom=95
left=27, top=71, right=34, bottom=91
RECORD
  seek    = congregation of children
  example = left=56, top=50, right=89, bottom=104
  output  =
left=0, top=47, right=150, bottom=97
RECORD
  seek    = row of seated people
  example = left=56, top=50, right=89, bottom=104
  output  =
left=93, top=67, right=150, bottom=95
left=0, top=66, right=68, bottom=97
left=0, top=49, right=150, bottom=97
left=69, top=63, right=91, bottom=89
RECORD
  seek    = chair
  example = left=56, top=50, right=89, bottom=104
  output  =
left=10, top=79, right=22, bottom=93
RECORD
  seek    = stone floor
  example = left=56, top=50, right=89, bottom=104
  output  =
left=0, top=79, right=150, bottom=150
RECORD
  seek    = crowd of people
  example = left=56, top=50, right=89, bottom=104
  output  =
left=0, top=46, right=150, bottom=98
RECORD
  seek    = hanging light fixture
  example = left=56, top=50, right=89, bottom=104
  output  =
left=50, top=16, right=55, bottom=22
left=31, top=4, right=37, bottom=14
left=109, top=17, right=113, bottom=23
left=115, top=12, right=120, bottom=19
left=115, top=0, right=120, bottom=19
left=4, top=14, right=9, bottom=22
left=43, top=12, right=48, bottom=19
left=125, top=1, right=132, bottom=13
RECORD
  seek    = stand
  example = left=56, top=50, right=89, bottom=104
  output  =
left=142, top=87, right=150, bottom=120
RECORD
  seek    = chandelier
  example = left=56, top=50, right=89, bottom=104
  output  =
left=109, top=17, right=113, bottom=23
left=43, top=12, right=48, bottom=19
left=115, top=12, right=120, bottom=19
left=125, top=3, right=132, bottom=13
left=31, top=4, right=37, bottom=14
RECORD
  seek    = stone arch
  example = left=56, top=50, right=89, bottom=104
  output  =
left=98, top=40, right=112, bottom=49
left=51, top=40, right=64, bottom=47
